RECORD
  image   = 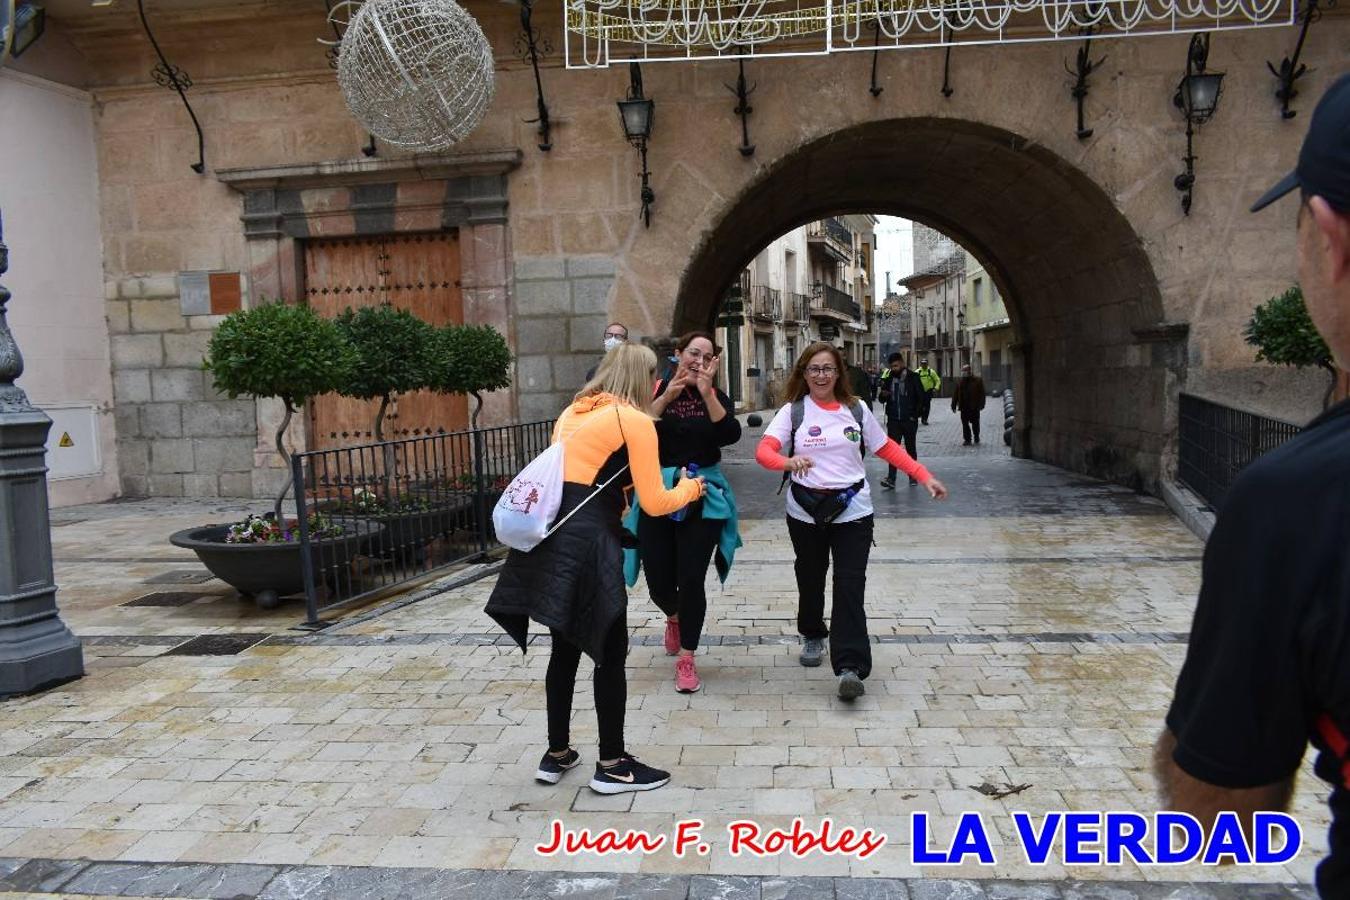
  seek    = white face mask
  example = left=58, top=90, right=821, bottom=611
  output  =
left=603, top=336, right=625, bottom=352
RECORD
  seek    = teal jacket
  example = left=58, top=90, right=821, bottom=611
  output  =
left=623, top=462, right=742, bottom=587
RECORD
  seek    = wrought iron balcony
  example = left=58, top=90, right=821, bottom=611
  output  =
left=750, top=284, right=781, bottom=321
left=806, top=218, right=853, bottom=263
left=812, top=282, right=860, bottom=321
left=785, top=292, right=811, bottom=323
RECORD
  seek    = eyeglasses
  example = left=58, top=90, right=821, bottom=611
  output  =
left=683, top=350, right=716, bottom=363
left=805, top=365, right=837, bottom=376
left=603, top=331, right=628, bottom=340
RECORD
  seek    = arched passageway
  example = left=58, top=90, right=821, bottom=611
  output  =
left=675, top=118, right=1179, bottom=492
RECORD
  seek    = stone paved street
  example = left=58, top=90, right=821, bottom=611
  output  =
left=0, top=405, right=1327, bottom=897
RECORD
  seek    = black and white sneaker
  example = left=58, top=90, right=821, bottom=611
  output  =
left=588, top=755, right=671, bottom=794
left=535, top=748, right=581, bottom=784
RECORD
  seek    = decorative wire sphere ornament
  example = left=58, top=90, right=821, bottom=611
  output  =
left=337, top=0, right=496, bottom=151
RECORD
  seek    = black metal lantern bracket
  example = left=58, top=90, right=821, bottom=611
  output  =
left=1266, top=0, right=1333, bottom=120
left=322, top=0, right=378, bottom=156
left=1065, top=28, right=1106, bottom=141
left=516, top=0, right=555, bottom=151
left=617, top=63, right=656, bottom=228
left=723, top=59, right=756, bottom=157
left=1172, top=33, right=1225, bottom=216
left=137, top=0, right=205, bottom=173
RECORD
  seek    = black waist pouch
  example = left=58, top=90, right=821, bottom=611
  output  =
left=790, top=480, right=864, bottom=525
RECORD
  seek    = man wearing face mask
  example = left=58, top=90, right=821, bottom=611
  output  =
left=586, top=323, right=629, bottom=382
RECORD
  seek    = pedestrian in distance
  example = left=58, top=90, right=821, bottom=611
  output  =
left=624, top=332, right=743, bottom=695
left=847, top=361, right=872, bottom=411
left=584, top=322, right=629, bottom=382
left=915, top=358, right=941, bottom=425
left=486, top=343, right=705, bottom=794
left=877, top=352, right=924, bottom=488
left=754, top=342, right=948, bottom=700
left=950, top=363, right=987, bottom=445
left=1155, top=73, right=1350, bottom=897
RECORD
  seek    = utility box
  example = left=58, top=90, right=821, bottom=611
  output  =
left=43, top=404, right=101, bottom=480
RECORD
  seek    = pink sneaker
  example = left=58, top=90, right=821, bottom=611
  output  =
left=675, top=656, right=701, bottom=693
left=663, top=619, right=681, bottom=656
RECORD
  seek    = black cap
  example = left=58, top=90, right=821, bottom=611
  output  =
left=1251, top=73, right=1350, bottom=213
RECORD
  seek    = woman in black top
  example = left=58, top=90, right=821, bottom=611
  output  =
left=637, top=331, right=741, bottom=694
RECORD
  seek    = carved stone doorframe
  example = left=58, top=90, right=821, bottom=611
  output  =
left=217, top=150, right=522, bottom=495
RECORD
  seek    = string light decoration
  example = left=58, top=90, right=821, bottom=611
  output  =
left=564, top=0, right=1294, bottom=68
left=335, top=0, right=496, bottom=150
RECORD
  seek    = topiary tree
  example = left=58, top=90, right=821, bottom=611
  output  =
left=204, top=300, right=355, bottom=524
left=334, top=304, right=436, bottom=441
left=1245, top=285, right=1337, bottom=407
left=429, top=323, right=512, bottom=428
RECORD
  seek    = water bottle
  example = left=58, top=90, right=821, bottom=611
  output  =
left=670, top=463, right=700, bottom=522
left=839, top=486, right=858, bottom=509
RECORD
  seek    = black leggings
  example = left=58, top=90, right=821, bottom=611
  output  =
left=787, top=514, right=875, bottom=679
left=546, top=617, right=628, bottom=760
left=638, top=509, right=721, bottom=651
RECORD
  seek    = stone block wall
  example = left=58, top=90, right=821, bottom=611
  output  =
left=513, top=256, right=618, bottom=422
left=105, top=276, right=258, bottom=497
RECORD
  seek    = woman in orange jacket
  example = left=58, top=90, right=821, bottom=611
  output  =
left=487, top=342, right=704, bottom=794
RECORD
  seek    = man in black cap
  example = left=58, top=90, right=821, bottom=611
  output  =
left=1156, top=73, right=1350, bottom=897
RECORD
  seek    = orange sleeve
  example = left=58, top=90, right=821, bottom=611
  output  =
left=755, top=435, right=788, bottom=471
left=618, top=407, right=702, bottom=516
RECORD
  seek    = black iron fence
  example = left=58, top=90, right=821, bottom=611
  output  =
left=291, top=419, right=555, bottom=626
left=1177, top=393, right=1300, bottom=512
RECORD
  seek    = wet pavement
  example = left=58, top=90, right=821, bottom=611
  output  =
left=0, top=404, right=1326, bottom=898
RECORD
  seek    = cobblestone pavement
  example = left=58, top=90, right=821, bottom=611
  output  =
left=0, top=405, right=1326, bottom=897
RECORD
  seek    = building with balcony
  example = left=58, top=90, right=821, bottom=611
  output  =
left=715, top=215, right=877, bottom=410
left=898, top=239, right=966, bottom=390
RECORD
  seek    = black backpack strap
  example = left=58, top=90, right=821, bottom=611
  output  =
left=851, top=399, right=868, bottom=458
left=777, top=398, right=806, bottom=494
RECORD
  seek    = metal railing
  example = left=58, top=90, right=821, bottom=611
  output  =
left=750, top=284, right=781, bottom=321
left=813, top=282, right=860, bottom=319
left=785, top=292, right=811, bottom=323
left=806, top=219, right=853, bottom=261
left=292, top=419, right=555, bottom=626
left=1177, top=394, right=1300, bottom=512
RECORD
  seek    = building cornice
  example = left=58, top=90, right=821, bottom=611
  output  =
left=216, top=150, right=523, bottom=192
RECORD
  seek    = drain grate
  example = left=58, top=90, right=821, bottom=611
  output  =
left=163, top=633, right=270, bottom=656
left=121, top=592, right=222, bottom=608
left=142, top=570, right=216, bottom=585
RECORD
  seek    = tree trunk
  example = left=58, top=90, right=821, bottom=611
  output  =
left=470, top=390, right=483, bottom=429
left=374, top=394, right=391, bottom=442
left=273, top=401, right=295, bottom=527
left=1321, top=360, right=1338, bottom=411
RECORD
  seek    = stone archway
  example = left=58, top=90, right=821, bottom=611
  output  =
left=675, top=117, right=1180, bottom=492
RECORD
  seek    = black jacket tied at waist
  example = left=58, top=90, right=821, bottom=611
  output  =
left=486, top=476, right=630, bottom=665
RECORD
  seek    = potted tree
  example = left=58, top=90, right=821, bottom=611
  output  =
left=169, top=300, right=366, bottom=609
left=1245, top=285, right=1337, bottom=408
left=426, top=323, right=514, bottom=530
left=330, top=303, right=452, bottom=563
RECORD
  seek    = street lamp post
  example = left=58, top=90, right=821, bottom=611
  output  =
left=0, top=209, right=84, bottom=697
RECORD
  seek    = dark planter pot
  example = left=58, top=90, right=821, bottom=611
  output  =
left=372, top=503, right=467, bottom=559
left=169, top=523, right=368, bottom=610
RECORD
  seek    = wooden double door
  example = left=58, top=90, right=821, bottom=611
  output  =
left=304, top=232, right=468, bottom=450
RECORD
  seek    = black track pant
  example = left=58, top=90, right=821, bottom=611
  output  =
left=961, top=411, right=981, bottom=443
left=886, top=418, right=918, bottom=482
left=787, top=514, right=875, bottom=679
left=546, top=617, right=628, bottom=760
left=638, top=509, right=721, bottom=652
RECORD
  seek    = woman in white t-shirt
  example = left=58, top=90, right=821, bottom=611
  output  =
left=755, top=342, right=948, bottom=700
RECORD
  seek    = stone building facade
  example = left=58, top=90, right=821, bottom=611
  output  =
left=3, top=1, right=1347, bottom=501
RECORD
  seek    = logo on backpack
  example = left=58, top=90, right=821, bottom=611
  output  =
left=502, top=480, right=542, bottom=515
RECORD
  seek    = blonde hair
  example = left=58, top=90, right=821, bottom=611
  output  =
left=577, top=342, right=658, bottom=414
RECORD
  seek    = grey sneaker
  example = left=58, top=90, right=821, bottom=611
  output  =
left=837, top=668, right=865, bottom=700
left=799, top=637, right=825, bottom=667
